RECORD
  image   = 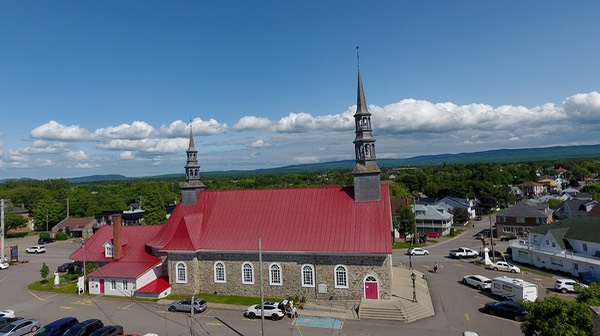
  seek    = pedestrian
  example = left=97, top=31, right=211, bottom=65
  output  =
left=433, top=262, right=438, bottom=273
left=290, top=306, right=298, bottom=319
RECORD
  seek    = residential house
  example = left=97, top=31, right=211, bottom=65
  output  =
left=554, top=199, right=598, bottom=218
left=413, top=204, right=453, bottom=236
left=69, top=68, right=394, bottom=301
left=495, top=200, right=553, bottom=237
left=518, top=182, right=546, bottom=198
left=52, top=216, right=97, bottom=239
left=510, top=217, right=600, bottom=282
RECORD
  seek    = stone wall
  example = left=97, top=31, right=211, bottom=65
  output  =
left=168, top=252, right=392, bottom=301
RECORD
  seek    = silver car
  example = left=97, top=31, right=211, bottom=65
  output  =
left=0, top=318, right=41, bottom=336
left=167, top=298, right=207, bottom=313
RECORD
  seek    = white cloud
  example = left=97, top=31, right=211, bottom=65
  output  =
left=94, top=121, right=157, bottom=139
left=159, top=118, right=228, bottom=137
left=31, top=121, right=91, bottom=141
left=250, top=139, right=267, bottom=148
left=233, top=116, right=272, bottom=131
left=120, top=151, right=135, bottom=159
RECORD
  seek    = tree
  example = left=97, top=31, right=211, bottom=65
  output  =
left=31, top=197, right=65, bottom=231
left=521, top=295, right=592, bottom=336
left=143, top=191, right=167, bottom=224
left=40, top=262, right=49, bottom=282
left=3, top=212, right=28, bottom=233
left=451, top=207, right=469, bottom=225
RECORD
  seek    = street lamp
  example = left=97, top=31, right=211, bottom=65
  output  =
left=411, top=272, right=417, bottom=303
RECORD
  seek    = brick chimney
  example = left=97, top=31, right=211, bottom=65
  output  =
left=112, top=214, right=123, bottom=260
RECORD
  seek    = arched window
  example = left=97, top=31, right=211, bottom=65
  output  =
left=104, top=242, right=113, bottom=257
left=242, top=262, right=254, bottom=284
left=214, top=261, right=226, bottom=283
left=301, top=264, right=315, bottom=287
left=176, top=262, right=187, bottom=283
left=334, top=265, right=348, bottom=288
left=269, top=263, right=282, bottom=286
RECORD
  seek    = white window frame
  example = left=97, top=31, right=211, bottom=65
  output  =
left=269, top=263, right=282, bottom=286
left=242, top=262, right=254, bottom=285
left=110, top=279, right=117, bottom=290
left=214, top=261, right=226, bottom=283
left=334, top=265, right=348, bottom=288
left=104, top=242, right=113, bottom=258
left=176, top=262, right=187, bottom=283
left=122, top=279, right=129, bottom=290
left=301, top=264, right=315, bottom=288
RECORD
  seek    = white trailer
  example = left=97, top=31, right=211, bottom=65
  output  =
left=491, top=276, right=538, bottom=302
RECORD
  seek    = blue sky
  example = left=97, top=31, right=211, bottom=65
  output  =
left=1, top=1, right=600, bottom=179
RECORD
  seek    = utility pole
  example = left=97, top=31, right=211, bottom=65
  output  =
left=1, top=199, right=5, bottom=263
left=259, top=237, right=265, bottom=336
left=489, top=216, right=496, bottom=262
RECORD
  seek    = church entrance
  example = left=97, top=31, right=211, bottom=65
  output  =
left=364, top=275, right=379, bottom=299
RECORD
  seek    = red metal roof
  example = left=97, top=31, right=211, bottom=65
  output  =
left=147, top=185, right=392, bottom=254
left=135, top=276, right=171, bottom=293
left=69, top=225, right=163, bottom=278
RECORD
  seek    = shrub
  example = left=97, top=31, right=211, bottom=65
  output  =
left=55, top=232, right=69, bottom=241
left=39, top=232, right=51, bottom=238
left=6, top=232, right=27, bottom=238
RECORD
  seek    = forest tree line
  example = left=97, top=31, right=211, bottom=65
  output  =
left=3, top=158, right=600, bottom=234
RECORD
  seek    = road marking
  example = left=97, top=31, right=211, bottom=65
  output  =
left=120, top=303, right=134, bottom=310
left=464, top=313, right=470, bottom=321
left=28, top=290, right=47, bottom=301
left=60, top=306, right=75, bottom=310
left=0, top=276, right=6, bottom=282
left=73, top=298, right=94, bottom=305
left=206, top=322, right=223, bottom=326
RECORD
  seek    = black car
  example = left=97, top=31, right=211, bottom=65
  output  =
left=483, top=300, right=528, bottom=321
left=57, top=262, right=76, bottom=273
left=38, top=237, right=55, bottom=244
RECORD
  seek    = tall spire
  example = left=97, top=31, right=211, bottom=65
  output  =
left=351, top=59, right=381, bottom=202
left=181, top=124, right=206, bottom=205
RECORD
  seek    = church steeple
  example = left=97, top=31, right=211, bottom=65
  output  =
left=352, top=66, right=381, bottom=202
left=181, top=125, right=206, bottom=205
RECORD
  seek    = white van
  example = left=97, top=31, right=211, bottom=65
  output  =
left=491, top=276, right=538, bottom=302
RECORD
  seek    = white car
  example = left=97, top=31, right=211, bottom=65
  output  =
left=487, top=261, right=520, bottom=273
left=0, top=263, right=8, bottom=270
left=0, top=310, right=14, bottom=318
left=407, top=247, right=429, bottom=256
left=462, top=275, right=492, bottom=290
left=554, top=279, right=589, bottom=293
left=25, top=246, right=46, bottom=254
left=244, top=303, right=285, bottom=320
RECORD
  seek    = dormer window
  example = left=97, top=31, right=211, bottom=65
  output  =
left=104, top=242, right=113, bottom=257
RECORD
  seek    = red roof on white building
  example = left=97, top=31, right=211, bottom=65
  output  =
left=69, top=225, right=163, bottom=278
left=146, top=185, right=392, bottom=254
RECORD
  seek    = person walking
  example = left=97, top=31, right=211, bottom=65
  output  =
left=290, top=306, right=298, bottom=319
left=433, top=262, right=438, bottom=273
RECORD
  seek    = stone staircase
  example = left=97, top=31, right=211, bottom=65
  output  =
left=358, top=301, right=406, bottom=321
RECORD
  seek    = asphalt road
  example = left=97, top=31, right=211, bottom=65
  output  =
left=1, top=224, right=578, bottom=336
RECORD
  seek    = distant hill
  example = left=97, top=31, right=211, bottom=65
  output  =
left=5, top=143, right=600, bottom=183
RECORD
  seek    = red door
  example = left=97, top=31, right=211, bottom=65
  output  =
left=99, top=279, right=105, bottom=294
left=364, top=276, right=379, bottom=299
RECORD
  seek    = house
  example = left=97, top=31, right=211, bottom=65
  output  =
left=69, top=67, right=394, bottom=301
left=554, top=199, right=598, bottom=218
left=413, top=204, right=453, bottom=236
left=52, top=216, right=97, bottom=239
left=509, top=217, right=600, bottom=282
left=518, top=182, right=546, bottom=198
left=495, top=200, right=553, bottom=237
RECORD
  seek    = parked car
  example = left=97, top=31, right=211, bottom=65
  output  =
left=554, top=279, right=589, bottom=293
left=407, top=247, right=429, bottom=256
left=88, top=325, right=123, bottom=336
left=0, top=318, right=41, bottom=336
left=37, top=237, right=55, bottom=245
left=487, top=261, right=520, bottom=273
left=0, top=312, right=14, bottom=319
left=462, top=275, right=492, bottom=290
left=479, top=250, right=503, bottom=259
left=483, top=300, right=528, bottom=321
left=25, top=246, right=46, bottom=254
left=34, top=317, right=79, bottom=336
left=424, top=232, right=441, bottom=239
left=62, top=319, right=103, bottom=336
left=500, top=235, right=517, bottom=242
left=244, top=304, right=285, bottom=320
left=57, top=262, right=76, bottom=273
left=167, top=298, right=207, bottom=313
left=0, top=263, right=8, bottom=270
left=0, top=319, right=22, bottom=329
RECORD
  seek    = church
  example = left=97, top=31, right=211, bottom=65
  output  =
left=69, top=68, right=394, bottom=302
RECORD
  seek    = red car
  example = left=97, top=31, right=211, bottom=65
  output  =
left=425, top=232, right=441, bottom=239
